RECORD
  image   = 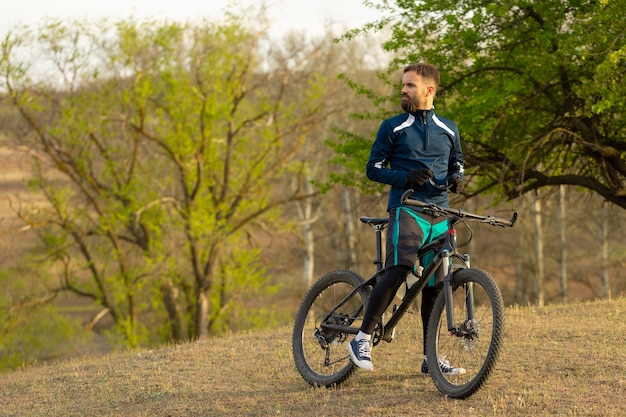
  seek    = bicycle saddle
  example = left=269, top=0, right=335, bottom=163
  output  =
left=359, top=217, right=388, bottom=226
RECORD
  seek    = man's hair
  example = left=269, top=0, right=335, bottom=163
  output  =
left=403, top=62, right=440, bottom=88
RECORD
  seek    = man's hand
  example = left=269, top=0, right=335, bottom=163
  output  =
left=450, top=175, right=464, bottom=193
left=406, top=168, right=434, bottom=187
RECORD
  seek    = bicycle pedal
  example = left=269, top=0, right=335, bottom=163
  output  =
left=382, top=327, right=396, bottom=342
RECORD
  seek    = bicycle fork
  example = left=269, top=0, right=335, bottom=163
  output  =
left=441, top=250, right=474, bottom=334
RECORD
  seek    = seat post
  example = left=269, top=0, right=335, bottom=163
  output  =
left=373, top=224, right=384, bottom=272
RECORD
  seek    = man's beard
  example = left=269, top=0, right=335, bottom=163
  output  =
left=401, top=96, right=420, bottom=113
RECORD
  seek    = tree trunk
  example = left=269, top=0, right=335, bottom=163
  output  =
left=302, top=220, right=315, bottom=287
left=557, top=185, right=568, bottom=303
left=532, top=194, right=545, bottom=307
left=298, top=178, right=318, bottom=288
left=514, top=195, right=527, bottom=304
left=342, top=188, right=357, bottom=270
left=193, top=246, right=220, bottom=339
left=600, top=203, right=610, bottom=298
left=161, top=281, right=185, bottom=340
left=195, top=289, right=210, bottom=339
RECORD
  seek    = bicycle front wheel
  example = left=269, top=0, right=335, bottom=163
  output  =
left=426, top=268, right=505, bottom=399
left=292, top=270, right=369, bottom=387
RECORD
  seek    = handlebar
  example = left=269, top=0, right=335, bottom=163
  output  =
left=400, top=189, right=518, bottom=228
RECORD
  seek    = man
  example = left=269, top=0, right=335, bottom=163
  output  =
left=348, top=62, right=465, bottom=375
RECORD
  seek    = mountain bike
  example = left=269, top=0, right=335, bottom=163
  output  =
left=292, top=190, right=517, bottom=399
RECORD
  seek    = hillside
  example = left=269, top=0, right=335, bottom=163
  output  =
left=1, top=296, right=625, bottom=417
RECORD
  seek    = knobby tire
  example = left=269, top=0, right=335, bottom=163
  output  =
left=426, top=268, right=505, bottom=399
left=292, top=270, right=369, bottom=388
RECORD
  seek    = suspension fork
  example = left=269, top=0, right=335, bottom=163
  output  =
left=441, top=249, right=456, bottom=333
left=463, top=253, right=476, bottom=321
left=443, top=251, right=475, bottom=333
left=442, top=218, right=473, bottom=333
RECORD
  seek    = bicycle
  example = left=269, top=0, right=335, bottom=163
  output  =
left=292, top=189, right=517, bottom=399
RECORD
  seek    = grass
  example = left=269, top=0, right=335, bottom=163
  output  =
left=1, top=296, right=625, bottom=417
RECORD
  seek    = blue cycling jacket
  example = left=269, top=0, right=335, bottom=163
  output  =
left=366, top=108, right=464, bottom=210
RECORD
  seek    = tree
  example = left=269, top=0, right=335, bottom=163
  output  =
left=336, top=0, right=626, bottom=208
left=0, top=12, right=342, bottom=344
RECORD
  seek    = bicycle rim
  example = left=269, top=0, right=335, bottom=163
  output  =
left=292, top=270, right=368, bottom=387
left=426, top=268, right=505, bottom=399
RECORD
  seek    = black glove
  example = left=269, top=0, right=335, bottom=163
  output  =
left=406, top=168, right=434, bottom=187
left=450, top=175, right=464, bottom=193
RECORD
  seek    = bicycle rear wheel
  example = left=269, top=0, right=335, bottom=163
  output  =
left=426, top=268, right=505, bottom=399
left=292, top=270, right=369, bottom=387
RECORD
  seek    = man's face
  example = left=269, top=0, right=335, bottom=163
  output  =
left=401, top=71, right=435, bottom=113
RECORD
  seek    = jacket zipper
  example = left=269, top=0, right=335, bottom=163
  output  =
left=423, top=110, right=429, bottom=150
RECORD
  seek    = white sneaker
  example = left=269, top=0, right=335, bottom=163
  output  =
left=348, top=338, right=373, bottom=371
left=421, top=356, right=466, bottom=375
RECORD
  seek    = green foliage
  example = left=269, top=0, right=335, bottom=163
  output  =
left=0, top=305, right=92, bottom=371
left=324, top=126, right=382, bottom=193
left=336, top=0, right=626, bottom=207
left=206, top=245, right=277, bottom=334
left=320, top=71, right=394, bottom=193
left=0, top=270, right=94, bottom=371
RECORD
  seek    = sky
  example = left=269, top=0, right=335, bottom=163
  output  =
left=1, top=0, right=381, bottom=38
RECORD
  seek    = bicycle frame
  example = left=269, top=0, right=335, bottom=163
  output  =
left=320, top=215, right=468, bottom=345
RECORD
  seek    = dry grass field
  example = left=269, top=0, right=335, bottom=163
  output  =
left=1, top=296, right=625, bottom=417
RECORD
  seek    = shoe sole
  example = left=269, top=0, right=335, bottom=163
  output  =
left=422, top=365, right=466, bottom=376
left=444, top=369, right=467, bottom=376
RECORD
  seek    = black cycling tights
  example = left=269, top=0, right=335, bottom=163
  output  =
left=421, top=285, right=439, bottom=355
left=361, top=265, right=410, bottom=335
left=361, top=265, right=440, bottom=356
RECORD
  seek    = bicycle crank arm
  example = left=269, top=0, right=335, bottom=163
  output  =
left=320, top=323, right=359, bottom=334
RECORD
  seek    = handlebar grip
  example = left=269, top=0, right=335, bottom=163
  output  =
left=400, top=189, right=428, bottom=207
left=486, top=211, right=518, bottom=227
left=400, top=189, right=413, bottom=204
left=504, top=212, right=518, bottom=227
